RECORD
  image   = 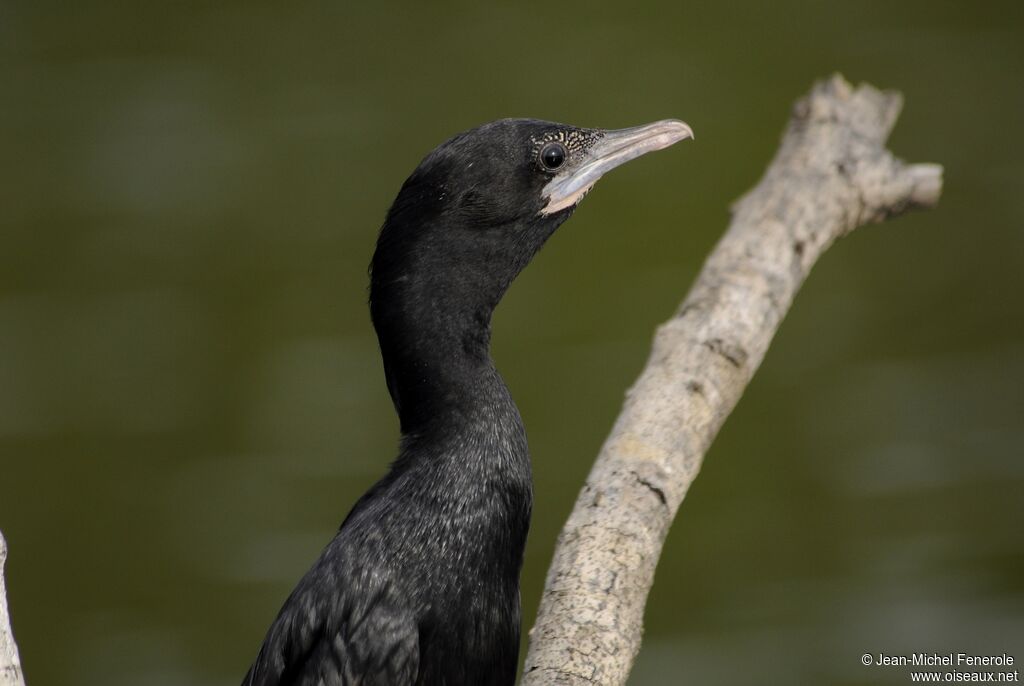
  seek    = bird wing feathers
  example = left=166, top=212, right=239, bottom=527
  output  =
left=242, top=574, right=420, bottom=686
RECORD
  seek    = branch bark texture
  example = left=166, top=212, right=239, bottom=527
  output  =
left=0, top=533, right=26, bottom=686
left=522, top=75, right=943, bottom=685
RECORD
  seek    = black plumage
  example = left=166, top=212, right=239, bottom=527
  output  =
left=242, top=117, right=691, bottom=686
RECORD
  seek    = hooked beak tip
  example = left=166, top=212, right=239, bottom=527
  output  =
left=665, top=119, right=695, bottom=142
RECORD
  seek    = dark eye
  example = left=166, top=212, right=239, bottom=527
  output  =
left=539, top=142, right=567, bottom=170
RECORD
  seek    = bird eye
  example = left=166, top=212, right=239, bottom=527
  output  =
left=539, top=142, right=567, bottom=170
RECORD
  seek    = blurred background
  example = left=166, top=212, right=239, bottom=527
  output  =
left=2, top=1, right=1022, bottom=684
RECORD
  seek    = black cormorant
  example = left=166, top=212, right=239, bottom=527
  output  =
left=242, top=117, right=692, bottom=686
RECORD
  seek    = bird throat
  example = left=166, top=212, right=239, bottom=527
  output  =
left=370, top=264, right=514, bottom=436
left=370, top=213, right=565, bottom=439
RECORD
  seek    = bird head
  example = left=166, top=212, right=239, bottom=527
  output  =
left=369, top=118, right=692, bottom=422
left=372, top=118, right=692, bottom=307
left=382, top=118, right=692, bottom=230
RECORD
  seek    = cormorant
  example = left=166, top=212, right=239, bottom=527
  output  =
left=242, top=117, right=692, bottom=686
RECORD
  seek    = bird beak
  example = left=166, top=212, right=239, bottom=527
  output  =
left=540, top=119, right=693, bottom=215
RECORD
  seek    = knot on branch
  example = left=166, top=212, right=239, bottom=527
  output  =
left=735, top=74, right=942, bottom=244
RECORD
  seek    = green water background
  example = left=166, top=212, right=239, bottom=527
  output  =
left=2, top=2, right=1022, bottom=684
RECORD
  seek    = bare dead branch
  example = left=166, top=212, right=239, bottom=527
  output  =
left=522, top=74, right=943, bottom=686
left=0, top=532, right=26, bottom=686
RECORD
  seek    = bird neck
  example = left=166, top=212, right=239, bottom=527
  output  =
left=372, top=277, right=514, bottom=436
left=369, top=208, right=564, bottom=436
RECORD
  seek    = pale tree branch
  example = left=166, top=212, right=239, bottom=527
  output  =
left=521, top=74, right=943, bottom=686
left=0, top=532, right=26, bottom=686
